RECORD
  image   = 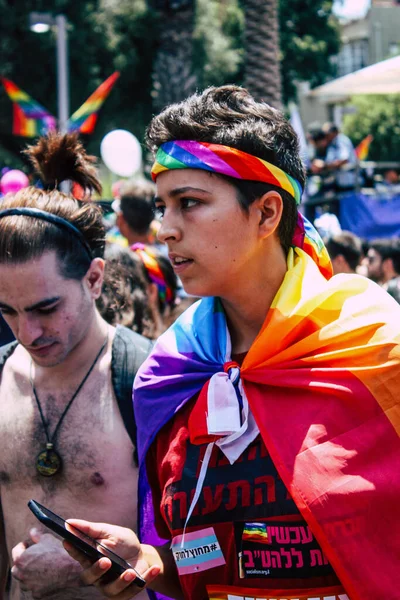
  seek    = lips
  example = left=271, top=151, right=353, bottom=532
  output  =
left=169, top=253, right=194, bottom=273
left=169, top=253, right=192, bottom=264
left=27, top=342, right=56, bottom=356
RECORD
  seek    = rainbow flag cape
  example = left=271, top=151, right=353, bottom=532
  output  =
left=1, top=77, right=56, bottom=137
left=134, top=248, right=400, bottom=600
left=355, top=134, right=373, bottom=161
left=67, top=71, right=120, bottom=134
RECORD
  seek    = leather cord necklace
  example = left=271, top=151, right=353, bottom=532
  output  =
left=30, top=332, right=109, bottom=477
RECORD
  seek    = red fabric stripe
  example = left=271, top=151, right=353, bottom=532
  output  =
left=244, top=369, right=400, bottom=600
left=12, top=104, right=24, bottom=136
left=80, top=113, right=97, bottom=134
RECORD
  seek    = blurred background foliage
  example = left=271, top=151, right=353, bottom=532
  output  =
left=0, top=0, right=340, bottom=169
left=342, top=95, right=400, bottom=162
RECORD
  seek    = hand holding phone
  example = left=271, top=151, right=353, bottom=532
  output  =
left=28, top=500, right=146, bottom=587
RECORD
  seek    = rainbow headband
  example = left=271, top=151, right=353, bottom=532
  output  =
left=151, top=140, right=332, bottom=280
left=151, top=140, right=303, bottom=205
left=131, top=243, right=174, bottom=307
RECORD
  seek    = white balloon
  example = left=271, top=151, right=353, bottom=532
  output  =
left=100, top=129, right=142, bottom=177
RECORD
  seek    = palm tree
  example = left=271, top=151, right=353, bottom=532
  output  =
left=152, top=0, right=198, bottom=111
left=243, top=0, right=282, bottom=109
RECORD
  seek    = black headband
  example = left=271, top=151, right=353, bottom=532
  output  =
left=0, top=207, right=92, bottom=259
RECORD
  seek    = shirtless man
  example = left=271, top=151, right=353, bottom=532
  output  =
left=0, top=133, right=151, bottom=600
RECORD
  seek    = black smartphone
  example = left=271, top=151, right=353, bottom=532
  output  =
left=28, top=499, right=146, bottom=587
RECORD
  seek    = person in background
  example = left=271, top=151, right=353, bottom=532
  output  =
left=321, top=123, right=358, bottom=192
left=325, top=231, right=363, bottom=275
left=97, top=246, right=156, bottom=339
left=113, top=179, right=162, bottom=249
left=308, top=128, right=328, bottom=175
left=131, top=243, right=179, bottom=338
left=383, top=169, right=399, bottom=186
left=363, top=238, right=400, bottom=286
left=374, top=169, right=400, bottom=198
left=385, top=241, right=400, bottom=304
left=0, top=132, right=151, bottom=600
left=313, top=203, right=342, bottom=241
left=65, top=85, right=400, bottom=600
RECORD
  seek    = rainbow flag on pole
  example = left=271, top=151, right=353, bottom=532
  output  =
left=1, top=77, right=56, bottom=137
left=67, top=71, right=120, bottom=134
left=355, top=134, right=373, bottom=160
left=2, top=73, right=120, bottom=137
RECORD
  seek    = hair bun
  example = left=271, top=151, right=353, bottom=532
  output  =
left=24, top=131, right=102, bottom=197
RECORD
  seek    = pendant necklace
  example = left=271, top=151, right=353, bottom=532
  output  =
left=30, top=332, right=109, bottom=477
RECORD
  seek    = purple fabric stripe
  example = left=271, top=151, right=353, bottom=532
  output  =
left=175, top=140, right=242, bottom=179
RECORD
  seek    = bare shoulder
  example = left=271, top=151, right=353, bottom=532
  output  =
left=0, top=343, right=30, bottom=384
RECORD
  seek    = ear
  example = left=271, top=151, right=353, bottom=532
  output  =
left=84, top=258, right=105, bottom=300
left=255, top=191, right=283, bottom=240
left=332, top=254, right=345, bottom=274
left=116, top=213, right=128, bottom=239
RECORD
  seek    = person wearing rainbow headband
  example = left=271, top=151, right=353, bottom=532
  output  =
left=131, top=242, right=178, bottom=338
left=65, top=86, right=400, bottom=600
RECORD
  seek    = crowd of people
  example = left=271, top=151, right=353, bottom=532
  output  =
left=317, top=229, right=400, bottom=303
left=0, top=86, right=399, bottom=600
left=305, top=122, right=400, bottom=211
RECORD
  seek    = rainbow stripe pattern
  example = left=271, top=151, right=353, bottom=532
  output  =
left=131, top=243, right=174, bottom=307
left=355, top=134, right=373, bottom=161
left=152, top=140, right=303, bottom=205
left=135, top=247, right=400, bottom=600
left=242, top=522, right=269, bottom=544
left=151, top=140, right=331, bottom=279
left=1, top=74, right=119, bottom=137
left=207, top=585, right=348, bottom=600
left=67, top=71, right=120, bottom=135
left=1, top=77, right=56, bottom=137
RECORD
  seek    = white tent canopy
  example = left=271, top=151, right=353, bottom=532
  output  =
left=311, top=55, right=400, bottom=98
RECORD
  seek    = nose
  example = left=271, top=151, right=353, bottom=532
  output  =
left=16, top=314, right=44, bottom=347
left=157, top=209, right=182, bottom=245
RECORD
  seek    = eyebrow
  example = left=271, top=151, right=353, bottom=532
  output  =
left=154, top=186, right=212, bottom=202
left=0, top=296, right=61, bottom=312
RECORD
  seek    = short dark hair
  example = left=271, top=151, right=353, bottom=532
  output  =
left=146, top=85, right=305, bottom=253
left=309, top=128, right=326, bottom=143
left=322, top=122, right=339, bottom=135
left=0, top=133, right=104, bottom=280
left=119, top=179, right=155, bottom=235
left=370, top=238, right=400, bottom=274
left=326, top=231, right=363, bottom=271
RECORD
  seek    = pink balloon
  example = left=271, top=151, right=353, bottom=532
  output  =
left=1, top=170, right=29, bottom=195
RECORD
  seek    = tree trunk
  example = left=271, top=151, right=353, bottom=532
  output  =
left=152, top=3, right=198, bottom=112
left=243, top=0, right=282, bottom=109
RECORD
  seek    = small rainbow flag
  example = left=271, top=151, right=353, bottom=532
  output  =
left=355, top=134, right=373, bottom=161
left=67, top=71, right=120, bottom=134
left=242, top=522, right=270, bottom=544
left=1, top=77, right=56, bottom=137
